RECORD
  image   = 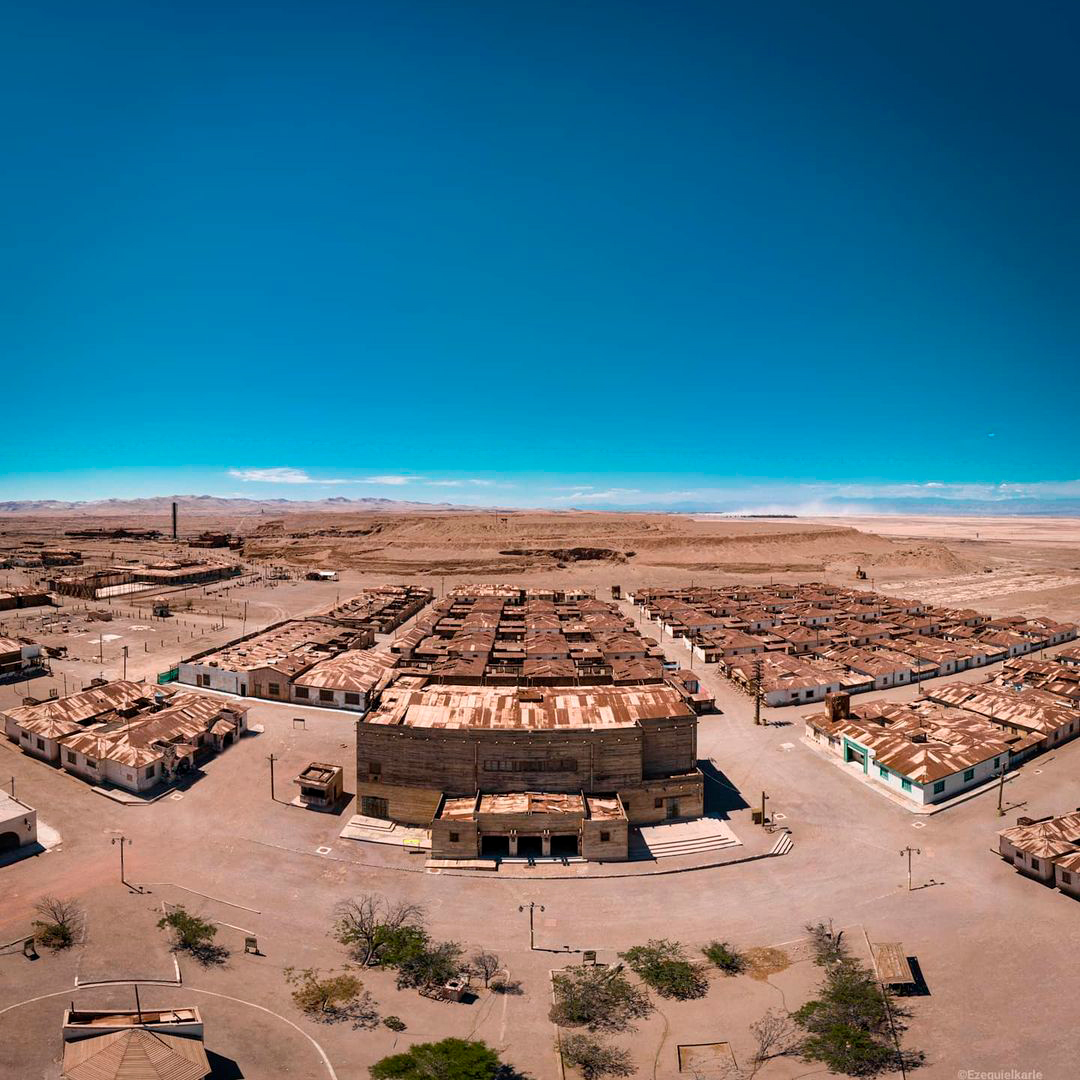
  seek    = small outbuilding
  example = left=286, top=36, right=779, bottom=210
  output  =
left=0, top=791, right=37, bottom=853
left=295, top=762, right=345, bottom=810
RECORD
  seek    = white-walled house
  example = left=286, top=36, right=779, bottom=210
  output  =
left=805, top=696, right=1021, bottom=806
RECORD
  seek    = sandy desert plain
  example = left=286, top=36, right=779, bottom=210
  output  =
left=1, top=506, right=1079, bottom=1080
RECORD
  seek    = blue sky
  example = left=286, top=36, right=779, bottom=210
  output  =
left=4, top=1, right=1080, bottom=512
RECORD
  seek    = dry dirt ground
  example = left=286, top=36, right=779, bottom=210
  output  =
left=1, top=511, right=1080, bottom=1080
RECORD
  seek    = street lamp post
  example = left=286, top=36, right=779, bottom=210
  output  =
left=900, top=846, right=921, bottom=891
left=519, top=901, right=545, bottom=950
left=112, top=835, right=132, bottom=888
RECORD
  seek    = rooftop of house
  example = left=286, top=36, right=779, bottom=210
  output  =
left=188, top=620, right=362, bottom=674
left=292, top=649, right=397, bottom=693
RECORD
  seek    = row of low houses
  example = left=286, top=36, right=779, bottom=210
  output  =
left=806, top=661, right=1080, bottom=806
left=2, top=681, right=249, bottom=793
left=805, top=693, right=1028, bottom=806
left=631, top=584, right=1077, bottom=705
left=316, top=585, right=434, bottom=634
left=177, top=591, right=714, bottom=716
left=178, top=618, right=390, bottom=710
left=998, top=812, right=1080, bottom=898
left=387, top=591, right=715, bottom=712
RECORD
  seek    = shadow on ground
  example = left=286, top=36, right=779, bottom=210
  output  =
left=700, top=760, right=749, bottom=816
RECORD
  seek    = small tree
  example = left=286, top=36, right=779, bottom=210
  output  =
left=804, top=920, right=848, bottom=967
left=370, top=1037, right=502, bottom=1080
left=378, top=925, right=430, bottom=969
left=702, top=941, right=745, bottom=975
left=620, top=940, right=708, bottom=1000
left=471, top=949, right=500, bottom=987
left=560, top=1034, right=635, bottom=1079
left=156, top=907, right=225, bottom=964
left=32, top=895, right=84, bottom=950
left=334, top=894, right=426, bottom=967
left=550, top=965, right=653, bottom=1032
left=794, top=957, right=920, bottom=1076
left=396, top=939, right=464, bottom=991
left=746, top=1009, right=801, bottom=1077
left=285, top=967, right=365, bottom=1017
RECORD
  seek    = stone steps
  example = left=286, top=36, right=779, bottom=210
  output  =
left=770, top=830, right=793, bottom=856
left=633, top=833, right=740, bottom=858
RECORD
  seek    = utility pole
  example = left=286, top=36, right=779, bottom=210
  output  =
left=122, top=645, right=128, bottom=681
left=267, top=754, right=278, bottom=801
left=242, top=601, right=248, bottom=635
left=997, top=768, right=1007, bottom=816
left=518, top=901, right=545, bottom=950
left=900, top=846, right=921, bottom=891
left=112, top=835, right=132, bottom=888
left=752, top=658, right=764, bottom=725
left=760, top=791, right=769, bottom=827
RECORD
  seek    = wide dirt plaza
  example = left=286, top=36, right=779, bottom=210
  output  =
left=2, top=534, right=1078, bottom=1080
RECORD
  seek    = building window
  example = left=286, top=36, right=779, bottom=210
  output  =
left=368, top=762, right=381, bottom=776
left=901, top=779, right=912, bottom=792
left=67, top=751, right=76, bottom=764
left=36, top=738, right=45, bottom=751
left=319, top=689, right=334, bottom=702
left=345, top=693, right=360, bottom=705
left=1031, top=857, right=1041, bottom=871
left=994, top=757, right=1000, bottom=768
left=145, top=764, right=156, bottom=778
left=483, top=759, right=577, bottom=773
left=449, top=831, right=460, bottom=843
left=86, top=759, right=96, bottom=769
left=600, top=831, right=611, bottom=842
left=933, top=780, right=945, bottom=794
left=963, top=768, right=975, bottom=782
left=1016, top=852, right=1025, bottom=862
left=1063, top=871, right=1072, bottom=885
left=294, top=686, right=309, bottom=699
left=878, top=765, right=888, bottom=780
left=268, top=682, right=281, bottom=696
left=654, top=798, right=664, bottom=808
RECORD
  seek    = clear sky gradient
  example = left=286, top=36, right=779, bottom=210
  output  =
left=4, top=2, right=1080, bottom=511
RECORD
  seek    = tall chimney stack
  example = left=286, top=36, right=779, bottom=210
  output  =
left=172, top=501, right=178, bottom=540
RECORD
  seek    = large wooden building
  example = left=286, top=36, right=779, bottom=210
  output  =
left=356, top=680, right=703, bottom=860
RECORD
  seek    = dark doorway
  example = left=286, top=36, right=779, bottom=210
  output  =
left=361, top=796, right=389, bottom=819
left=550, top=834, right=579, bottom=857
left=665, top=798, right=679, bottom=819
left=0, top=832, right=20, bottom=852
left=517, top=835, right=543, bottom=857
left=481, top=835, right=510, bottom=857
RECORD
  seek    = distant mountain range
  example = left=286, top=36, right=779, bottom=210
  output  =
left=0, top=495, right=480, bottom=516
left=2, top=493, right=1079, bottom=518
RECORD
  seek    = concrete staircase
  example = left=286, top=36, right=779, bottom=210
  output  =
left=633, top=817, right=741, bottom=859
left=769, top=829, right=793, bottom=856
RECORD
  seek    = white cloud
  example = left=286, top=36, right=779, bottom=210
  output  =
left=362, top=475, right=424, bottom=486
left=228, top=467, right=350, bottom=485
left=553, top=488, right=642, bottom=502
